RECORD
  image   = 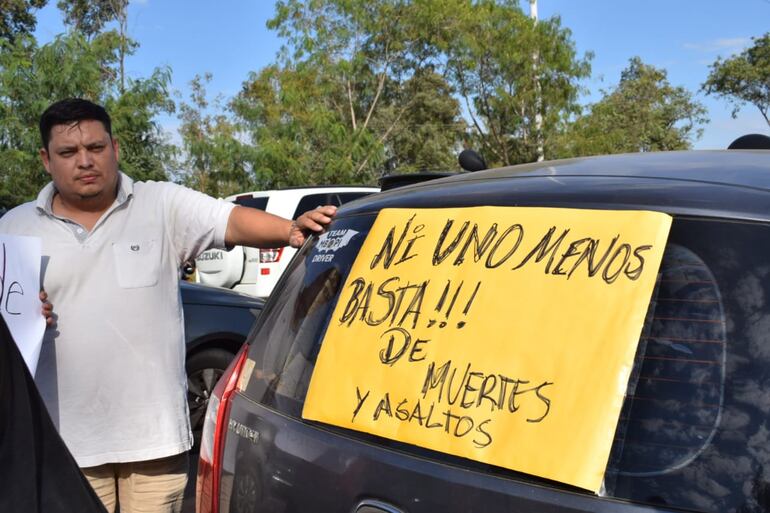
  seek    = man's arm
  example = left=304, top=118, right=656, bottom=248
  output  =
left=224, top=205, right=337, bottom=249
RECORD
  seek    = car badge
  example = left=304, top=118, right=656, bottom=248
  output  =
left=130, top=244, right=140, bottom=252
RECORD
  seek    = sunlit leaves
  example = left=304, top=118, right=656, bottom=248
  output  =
left=703, top=33, right=770, bottom=127
left=557, top=57, right=708, bottom=156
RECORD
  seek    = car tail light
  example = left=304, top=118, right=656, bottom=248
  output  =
left=259, top=247, right=283, bottom=263
left=196, top=344, right=249, bottom=513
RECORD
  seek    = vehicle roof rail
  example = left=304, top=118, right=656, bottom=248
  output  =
left=378, top=172, right=455, bottom=191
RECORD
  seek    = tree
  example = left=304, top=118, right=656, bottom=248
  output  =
left=105, top=67, right=175, bottom=183
left=447, top=0, right=592, bottom=166
left=260, top=0, right=466, bottom=183
left=57, top=0, right=126, bottom=37
left=703, top=33, right=770, bottom=128
left=376, top=69, right=465, bottom=172
left=556, top=57, right=708, bottom=157
left=57, top=0, right=133, bottom=91
left=0, top=32, right=175, bottom=207
left=233, top=61, right=379, bottom=187
left=0, top=0, right=47, bottom=43
left=176, top=74, right=257, bottom=197
left=0, top=33, right=110, bottom=207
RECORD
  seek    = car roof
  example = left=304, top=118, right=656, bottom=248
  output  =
left=225, top=185, right=379, bottom=201
left=342, top=150, right=770, bottom=223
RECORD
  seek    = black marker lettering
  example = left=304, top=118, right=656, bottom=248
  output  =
left=373, top=393, right=393, bottom=420
left=624, top=245, right=652, bottom=280
left=512, top=227, right=570, bottom=273
left=527, top=382, right=553, bottom=423
left=453, top=223, right=499, bottom=265
left=473, top=419, right=493, bottom=448
left=485, top=224, right=524, bottom=268
left=433, top=220, right=469, bottom=266
left=352, top=387, right=370, bottom=421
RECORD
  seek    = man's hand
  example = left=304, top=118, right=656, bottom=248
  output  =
left=290, top=205, right=337, bottom=248
left=225, top=204, right=337, bottom=249
left=40, top=290, right=54, bottom=326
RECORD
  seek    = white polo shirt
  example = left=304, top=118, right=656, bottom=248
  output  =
left=0, top=173, right=235, bottom=467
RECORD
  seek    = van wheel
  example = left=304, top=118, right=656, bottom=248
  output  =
left=186, top=348, right=236, bottom=450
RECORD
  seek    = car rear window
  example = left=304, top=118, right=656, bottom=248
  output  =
left=291, top=192, right=374, bottom=219
left=243, top=214, right=770, bottom=513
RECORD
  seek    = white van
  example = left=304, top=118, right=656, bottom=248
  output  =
left=195, top=186, right=378, bottom=298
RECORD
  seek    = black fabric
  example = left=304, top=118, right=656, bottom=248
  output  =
left=0, top=316, right=106, bottom=513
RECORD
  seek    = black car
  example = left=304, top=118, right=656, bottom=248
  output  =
left=181, top=281, right=263, bottom=445
left=197, top=149, right=770, bottom=513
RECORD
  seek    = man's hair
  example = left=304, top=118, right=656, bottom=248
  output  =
left=39, top=98, right=112, bottom=150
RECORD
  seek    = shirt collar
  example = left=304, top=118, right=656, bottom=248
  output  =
left=35, top=171, right=134, bottom=215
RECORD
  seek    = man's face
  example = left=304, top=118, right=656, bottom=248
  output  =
left=40, top=119, right=120, bottom=205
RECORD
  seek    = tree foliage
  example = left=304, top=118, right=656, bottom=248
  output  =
left=0, top=31, right=175, bottom=208
left=0, top=0, right=46, bottom=43
left=256, top=0, right=466, bottom=183
left=57, top=0, right=127, bottom=37
left=104, top=67, right=175, bottom=183
left=556, top=57, right=708, bottom=157
left=703, top=33, right=770, bottom=128
left=57, top=0, right=133, bottom=93
left=0, top=33, right=110, bottom=207
left=1, top=0, right=722, bottom=207
left=376, top=69, right=464, bottom=172
left=176, top=74, right=257, bottom=197
left=448, top=0, right=591, bottom=166
left=232, top=62, right=373, bottom=187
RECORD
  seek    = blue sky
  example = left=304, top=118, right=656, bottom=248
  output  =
left=34, top=0, right=770, bottom=151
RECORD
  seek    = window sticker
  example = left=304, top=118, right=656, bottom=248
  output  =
left=311, top=229, right=359, bottom=263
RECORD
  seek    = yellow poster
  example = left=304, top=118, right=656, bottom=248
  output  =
left=303, top=206, right=672, bottom=492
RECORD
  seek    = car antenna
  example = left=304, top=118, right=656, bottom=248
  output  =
left=458, top=149, right=487, bottom=172
left=727, top=133, right=770, bottom=150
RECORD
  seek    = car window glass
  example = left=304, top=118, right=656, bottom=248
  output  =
left=292, top=193, right=340, bottom=220
left=245, top=215, right=376, bottom=415
left=606, top=218, right=770, bottom=513
left=291, top=192, right=373, bottom=220
left=337, top=191, right=373, bottom=204
left=608, top=243, right=725, bottom=478
left=244, top=215, right=770, bottom=513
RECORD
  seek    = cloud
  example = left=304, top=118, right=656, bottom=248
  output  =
left=684, top=37, right=751, bottom=55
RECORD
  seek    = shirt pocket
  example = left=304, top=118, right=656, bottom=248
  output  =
left=112, top=239, right=160, bottom=288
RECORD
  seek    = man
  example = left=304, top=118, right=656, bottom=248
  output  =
left=0, top=98, right=336, bottom=513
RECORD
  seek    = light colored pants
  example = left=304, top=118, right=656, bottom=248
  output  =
left=82, top=453, right=189, bottom=513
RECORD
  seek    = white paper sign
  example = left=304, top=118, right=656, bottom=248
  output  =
left=0, top=234, right=45, bottom=374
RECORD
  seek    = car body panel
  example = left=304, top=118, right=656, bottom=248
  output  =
left=181, top=282, right=264, bottom=353
left=220, top=396, right=671, bottom=513
left=208, top=150, right=770, bottom=513
left=345, top=152, right=770, bottom=223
